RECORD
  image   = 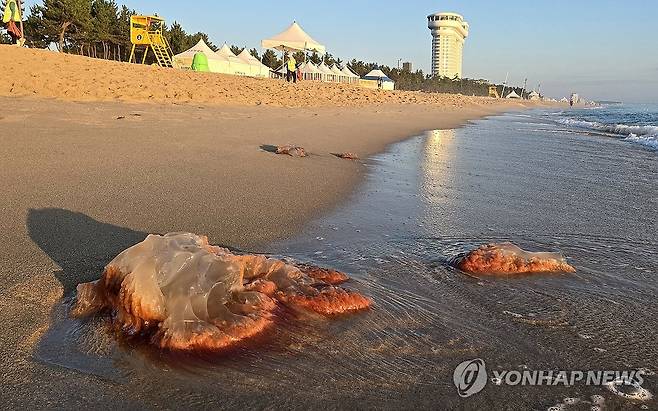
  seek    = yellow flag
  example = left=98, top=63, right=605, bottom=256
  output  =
left=2, top=0, right=22, bottom=23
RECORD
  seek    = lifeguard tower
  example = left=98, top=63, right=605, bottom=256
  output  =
left=128, top=15, right=174, bottom=68
left=488, top=85, right=500, bottom=98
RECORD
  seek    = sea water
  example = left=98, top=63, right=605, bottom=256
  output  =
left=548, top=103, right=658, bottom=151
left=38, top=107, right=657, bottom=409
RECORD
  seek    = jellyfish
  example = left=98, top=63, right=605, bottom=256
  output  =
left=72, top=233, right=370, bottom=351
left=454, top=242, right=576, bottom=275
left=275, top=145, right=307, bottom=157
left=332, top=152, right=359, bottom=160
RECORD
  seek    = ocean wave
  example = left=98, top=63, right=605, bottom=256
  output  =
left=555, top=118, right=658, bottom=151
left=556, top=118, right=658, bottom=137
left=625, top=134, right=658, bottom=150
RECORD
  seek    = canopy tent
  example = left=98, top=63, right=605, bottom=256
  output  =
left=363, top=69, right=395, bottom=90
left=506, top=90, right=522, bottom=99
left=299, top=62, right=323, bottom=81
left=341, top=65, right=360, bottom=84
left=363, top=69, right=391, bottom=81
left=528, top=90, right=541, bottom=101
left=236, top=49, right=271, bottom=78
left=330, top=64, right=347, bottom=83
left=173, top=39, right=225, bottom=71
left=261, top=21, right=325, bottom=53
left=213, top=44, right=252, bottom=76
left=317, top=62, right=336, bottom=82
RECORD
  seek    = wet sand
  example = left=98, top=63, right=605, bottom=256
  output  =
left=0, top=94, right=538, bottom=407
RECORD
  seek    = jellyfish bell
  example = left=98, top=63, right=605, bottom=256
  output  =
left=275, top=145, right=307, bottom=157
left=72, top=233, right=370, bottom=351
left=454, top=242, right=576, bottom=275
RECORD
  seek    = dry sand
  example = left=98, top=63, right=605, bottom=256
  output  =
left=0, top=45, right=547, bottom=407
left=4, top=45, right=510, bottom=108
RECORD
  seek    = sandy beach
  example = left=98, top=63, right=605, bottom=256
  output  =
left=0, top=46, right=548, bottom=407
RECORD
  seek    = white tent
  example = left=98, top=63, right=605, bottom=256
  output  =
left=506, top=90, right=521, bottom=99
left=236, top=49, right=271, bottom=78
left=362, top=69, right=395, bottom=90
left=341, top=65, right=359, bottom=84
left=300, top=62, right=322, bottom=81
left=213, top=44, right=252, bottom=76
left=173, top=39, right=224, bottom=71
left=261, top=21, right=325, bottom=53
left=317, top=62, right=336, bottom=82
left=528, top=90, right=541, bottom=101
left=330, top=64, right=347, bottom=83
left=364, top=69, right=388, bottom=79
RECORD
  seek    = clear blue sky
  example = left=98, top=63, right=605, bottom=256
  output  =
left=24, top=0, right=658, bottom=102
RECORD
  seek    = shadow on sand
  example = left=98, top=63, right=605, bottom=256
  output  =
left=259, top=144, right=279, bottom=153
left=26, top=208, right=147, bottom=295
left=27, top=208, right=149, bottom=378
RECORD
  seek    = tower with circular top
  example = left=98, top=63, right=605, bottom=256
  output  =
left=427, top=12, right=469, bottom=78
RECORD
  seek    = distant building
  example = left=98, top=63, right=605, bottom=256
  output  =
left=402, top=62, right=412, bottom=72
left=427, top=12, right=469, bottom=78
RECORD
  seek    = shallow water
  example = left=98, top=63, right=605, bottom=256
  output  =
left=38, top=110, right=657, bottom=409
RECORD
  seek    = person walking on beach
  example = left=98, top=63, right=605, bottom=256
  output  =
left=286, top=55, right=297, bottom=83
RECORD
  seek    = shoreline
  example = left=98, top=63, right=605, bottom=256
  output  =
left=0, top=96, right=542, bottom=252
left=1, top=48, right=550, bottom=406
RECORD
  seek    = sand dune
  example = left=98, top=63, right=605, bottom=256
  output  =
left=1, top=45, right=505, bottom=108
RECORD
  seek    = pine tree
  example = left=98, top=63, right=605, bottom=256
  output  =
left=166, top=21, right=187, bottom=55
left=35, top=0, right=93, bottom=52
left=261, top=49, right=281, bottom=69
left=90, top=0, right=118, bottom=58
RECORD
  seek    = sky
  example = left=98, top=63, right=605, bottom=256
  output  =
left=22, top=0, right=658, bottom=103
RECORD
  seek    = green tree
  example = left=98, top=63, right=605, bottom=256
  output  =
left=188, top=31, right=216, bottom=51
left=229, top=45, right=243, bottom=55
left=33, top=0, right=93, bottom=52
left=90, top=0, right=118, bottom=58
left=292, top=50, right=305, bottom=63
left=323, top=52, right=336, bottom=65
left=166, top=21, right=188, bottom=54
left=261, top=49, right=280, bottom=69
left=248, top=47, right=259, bottom=60
left=111, top=5, right=132, bottom=60
left=24, top=4, right=50, bottom=48
left=308, top=51, right=321, bottom=65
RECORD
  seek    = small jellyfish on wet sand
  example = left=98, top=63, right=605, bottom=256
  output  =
left=454, top=242, right=576, bottom=275
left=332, top=152, right=360, bottom=160
left=72, top=233, right=370, bottom=351
left=275, top=145, right=307, bottom=157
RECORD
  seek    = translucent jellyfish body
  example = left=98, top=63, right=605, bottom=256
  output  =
left=454, top=242, right=576, bottom=274
left=73, top=233, right=370, bottom=351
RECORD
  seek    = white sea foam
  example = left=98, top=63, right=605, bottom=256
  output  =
left=626, top=134, right=658, bottom=150
left=555, top=118, right=658, bottom=150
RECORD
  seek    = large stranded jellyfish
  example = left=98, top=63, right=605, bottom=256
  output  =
left=454, top=242, right=576, bottom=275
left=73, top=233, right=370, bottom=351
